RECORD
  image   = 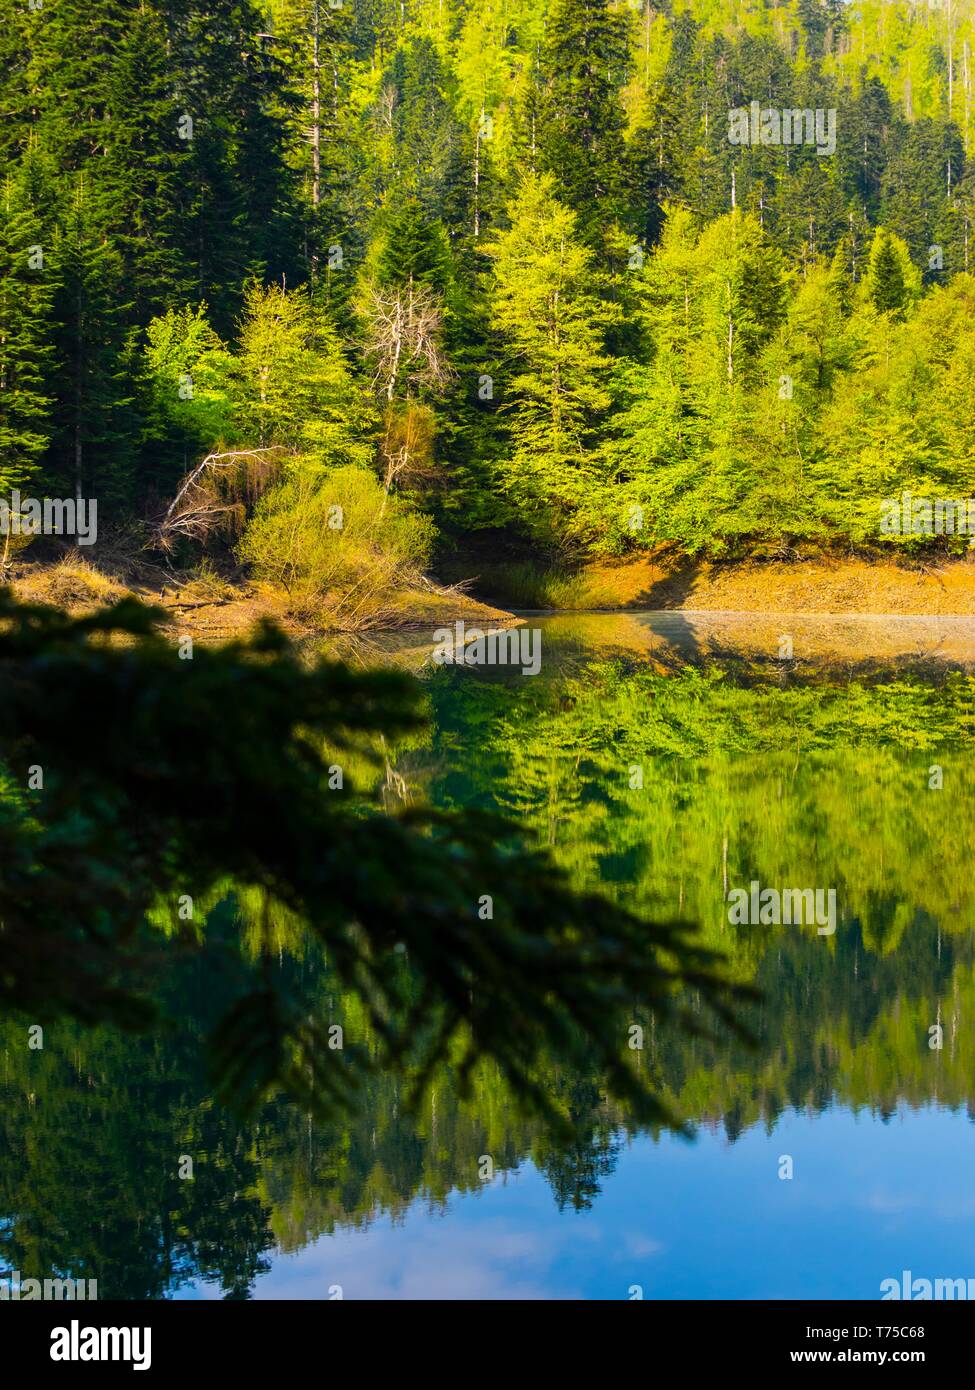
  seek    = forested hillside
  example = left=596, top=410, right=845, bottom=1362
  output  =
left=3, top=0, right=975, bottom=576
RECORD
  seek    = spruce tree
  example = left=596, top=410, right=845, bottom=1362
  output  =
left=96, top=7, right=190, bottom=322
left=264, top=0, right=359, bottom=285
left=0, top=178, right=55, bottom=496
left=28, top=0, right=136, bottom=171
left=48, top=184, right=137, bottom=514
left=0, top=0, right=35, bottom=164
left=375, top=197, right=452, bottom=291
left=162, top=0, right=302, bottom=330
left=865, top=228, right=917, bottom=316
left=537, top=0, right=631, bottom=238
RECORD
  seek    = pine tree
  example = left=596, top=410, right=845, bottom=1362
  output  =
left=162, top=0, right=302, bottom=330
left=0, top=178, right=55, bottom=496
left=48, top=184, right=137, bottom=514
left=95, top=7, right=190, bottom=321
left=265, top=0, right=359, bottom=285
left=839, top=77, right=896, bottom=223
left=375, top=197, right=452, bottom=292
left=383, top=37, right=468, bottom=220
left=537, top=0, right=631, bottom=238
left=864, top=227, right=918, bottom=316
left=27, top=0, right=134, bottom=171
left=0, top=0, right=36, bottom=165
left=880, top=118, right=963, bottom=276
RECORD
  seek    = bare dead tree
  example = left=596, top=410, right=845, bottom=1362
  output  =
left=154, top=447, right=288, bottom=552
left=363, top=281, right=454, bottom=403
left=362, top=280, right=455, bottom=502
left=375, top=82, right=397, bottom=138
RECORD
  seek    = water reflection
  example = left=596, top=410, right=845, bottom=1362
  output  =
left=3, top=614, right=974, bottom=1297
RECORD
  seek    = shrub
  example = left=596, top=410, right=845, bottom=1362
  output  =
left=238, top=463, right=436, bottom=625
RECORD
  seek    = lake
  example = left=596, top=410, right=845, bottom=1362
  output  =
left=3, top=612, right=975, bottom=1300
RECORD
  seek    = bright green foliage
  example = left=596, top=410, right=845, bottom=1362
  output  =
left=815, top=274, right=975, bottom=546
left=7, top=0, right=975, bottom=560
left=485, top=174, right=613, bottom=546
left=238, top=461, right=435, bottom=617
left=144, top=305, right=235, bottom=454
left=233, top=283, right=374, bottom=464
left=607, top=208, right=791, bottom=552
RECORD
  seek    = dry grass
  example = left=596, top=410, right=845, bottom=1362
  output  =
left=175, top=560, right=240, bottom=604
left=12, top=556, right=132, bottom=611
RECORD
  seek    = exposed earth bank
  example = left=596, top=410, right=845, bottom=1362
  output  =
left=465, top=555, right=975, bottom=617
left=582, top=555, right=975, bottom=616
left=6, top=553, right=975, bottom=646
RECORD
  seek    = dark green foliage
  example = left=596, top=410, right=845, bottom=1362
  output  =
left=48, top=191, right=137, bottom=509
left=538, top=0, right=631, bottom=237
left=0, top=178, right=55, bottom=491
left=0, top=591, right=750, bottom=1131
left=95, top=7, right=190, bottom=320
left=375, top=196, right=452, bottom=291
left=868, top=229, right=908, bottom=314
left=881, top=118, right=963, bottom=276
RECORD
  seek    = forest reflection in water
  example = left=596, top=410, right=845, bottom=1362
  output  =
left=3, top=612, right=974, bottom=1298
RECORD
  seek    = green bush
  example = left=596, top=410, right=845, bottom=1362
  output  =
left=238, top=463, right=436, bottom=625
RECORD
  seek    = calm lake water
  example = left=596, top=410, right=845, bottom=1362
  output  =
left=4, top=612, right=975, bottom=1300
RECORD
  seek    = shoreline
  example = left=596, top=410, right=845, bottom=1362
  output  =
left=7, top=554, right=975, bottom=644
left=510, top=606, right=975, bottom=620
left=447, top=555, right=975, bottom=619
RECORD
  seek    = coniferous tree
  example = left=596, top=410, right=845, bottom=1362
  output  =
left=48, top=186, right=138, bottom=512
left=0, top=179, right=55, bottom=496
left=881, top=118, right=963, bottom=275
left=864, top=227, right=917, bottom=316
left=537, top=0, right=632, bottom=239
left=264, top=0, right=360, bottom=287
left=0, top=0, right=36, bottom=165
left=375, top=197, right=453, bottom=293
left=28, top=0, right=135, bottom=171
left=162, top=0, right=302, bottom=329
left=96, top=7, right=190, bottom=322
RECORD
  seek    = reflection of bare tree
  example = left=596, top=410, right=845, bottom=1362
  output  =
left=380, top=733, right=413, bottom=811
left=383, top=758, right=411, bottom=808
